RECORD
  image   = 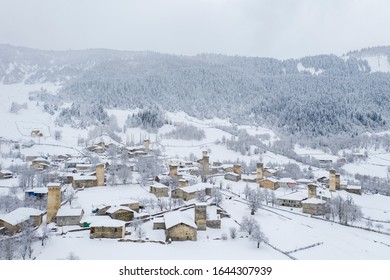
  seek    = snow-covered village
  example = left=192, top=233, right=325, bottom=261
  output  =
left=1, top=2, right=390, bottom=264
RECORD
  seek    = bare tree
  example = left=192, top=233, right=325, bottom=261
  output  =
left=118, top=165, right=132, bottom=184
left=243, top=183, right=251, bottom=199
left=196, top=189, right=207, bottom=202
left=247, top=189, right=264, bottom=215
left=1, top=238, right=17, bottom=260
left=251, top=224, right=268, bottom=248
left=211, top=187, right=223, bottom=207
left=229, top=227, right=237, bottom=239
left=135, top=226, right=146, bottom=240
left=240, top=216, right=259, bottom=235
left=157, top=199, right=167, bottom=211
left=366, top=217, right=373, bottom=229
left=262, top=189, right=270, bottom=205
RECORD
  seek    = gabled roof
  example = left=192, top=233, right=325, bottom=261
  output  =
left=150, top=182, right=169, bottom=189
left=164, top=210, right=197, bottom=230
left=90, top=217, right=126, bottom=227
left=261, top=177, right=279, bottom=183
left=181, top=183, right=213, bottom=194
left=277, top=191, right=308, bottom=201
left=0, top=207, right=43, bottom=226
left=105, top=206, right=135, bottom=214
left=302, top=198, right=326, bottom=205
left=56, top=207, right=84, bottom=217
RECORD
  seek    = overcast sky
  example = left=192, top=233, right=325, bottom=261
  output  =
left=1, top=0, right=390, bottom=59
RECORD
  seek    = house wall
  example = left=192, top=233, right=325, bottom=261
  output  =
left=166, top=223, right=197, bottom=241
left=302, top=203, right=325, bottom=215
left=109, top=210, right=134, bottom=222
left=153, top=222, right=166, bottom=230
left=277, top=198, right=303, bottom=208
left=260, top=180, right=279, bottom=190
left=56, top=215, right=82, bottom=226
left=72, top=179, right=98, bottom=189
left=206, top=219, right=221, bottom=229
left=90, top=226, right=125, bottom=239
left=150, top=187, right=169, bottom=197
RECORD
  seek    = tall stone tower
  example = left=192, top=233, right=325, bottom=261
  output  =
left=256, top=163, right=264, bottom=183
left=47, top=183, right=62, bottom=224
left=195, top=203, right=207, bottom=230
left=335, top=173, right=341, bottom=190
left=233, top=164, right=241, bottom=180
left=307, top=183, right=317, bottom=198
left=169, top=164, right=178, bottom=177
left=143, top=139, right=150, bottom=152
left=96, top=163, right=105, bottom=186
left=202, top=151, right=209, bottom=175
left=329, top=169, right=336, bottom=191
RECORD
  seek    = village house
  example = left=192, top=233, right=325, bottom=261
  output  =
left=263, top=167, right=278, bottom=178
left=301, top=183, right=327, bottom=215
left=90, top=218, right=126, bottom=239
left=164, top=211, right=197, bottom=241
left=278, top=178, right=297, bottom=188
left=31, top=157, right=50, bottom=170
left=224, top=164, right=241, bottom=182
left=31, top=130, right=43, bottom=137
left=0, top=170, right=13, bottom=179
left=302, top=198, right=326, bottom=215
left=260, top=177, right=279, bottom=190
left=106, top=206, right=136, bottom=222
left=56, top=207, right=84, bottom=226
left=173, top=183, right=212, bottom=201
left=150, top=182, right=169, bottom=197
left=277, top=191, right=308, bottom=208
left=345, top=185, right=362, bottom=195
left=0, top=207, right=43, bottom=235
left=72, top=163, right=105, bottom=189
left=25, top=187, right=48, bottom=200
left=153, top=217, right=166, bottom=230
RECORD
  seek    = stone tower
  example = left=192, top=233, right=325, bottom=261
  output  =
left=256, top=163, right=264, bottom=183
left=329, top=169, right=336, bottom=191
left=335, top=173, right=341, bottom=190
left=143, top=139, right=150, bottom=152
left=47, top=183, right=61, bottom=224
left=96, top=163, right=105, bottom=186
left=233, top=164, right=241, bottom=180
left=202, top=151, right=209, bottom=175
left=308, top=183, right=317, bottom=198
left=169, top=164, right=178, bottom=177
left=195, top=203, right=207, bottom=230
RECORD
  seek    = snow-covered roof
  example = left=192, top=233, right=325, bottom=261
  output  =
left=302, top=198, right=326, bottom=205
left=32, top=157, right=49, bottom=163
left=47, top=182, right=61, bottom=188
left=0, top=207, right=43, bottom=226
left=181, top=183, right=213, bottom=193
left=0, top=170, right=12, bottom=174
left=73, top=175, right=97, bottom=181
left=241, top=174, right=256, bottom=180
left=277, top=191, right=308, bottom=201
left=264, top=168, right=277, bottom=173
left=279, top=177, right=296, bottom=183
left=56, top=207, right=84, bottom=217
left=347, top=185, right=362, bottom=190
left=25, top=187, right=48, bottom=194
left=164, top=210, right=197, bottom=230
left=296, top=178, right=314, bottom=184
left=261, top=177, right=279, bottom=183
left=105, top=206, right=135, bottom=214
left=225, top=172, right=239, bottom=176
left=153, top=217, right=164, bottom=223
left=150, top=182, right=168, bottom=189
left=90, top=217, right=126, bottom=227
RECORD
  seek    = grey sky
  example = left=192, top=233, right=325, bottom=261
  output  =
left=1, top=0, right=389, bottom=59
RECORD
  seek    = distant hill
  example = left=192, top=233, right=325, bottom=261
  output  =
left=1, top=44, right=390, bottom=138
